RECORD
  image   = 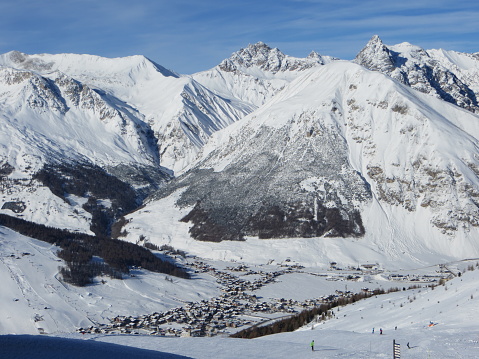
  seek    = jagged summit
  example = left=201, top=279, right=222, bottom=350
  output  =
left=192, top=42, right=338, bottom=110
left=218, top=41, right=332, bottom=74
left=219, top=42, right=284, bottom=73
left=354, top=35, right=396, bottom=72
left=355, top=35, right=479, bottom=113
left=307, top=51, right=322, bottom=59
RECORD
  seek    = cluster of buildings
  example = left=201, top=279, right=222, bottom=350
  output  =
left=77, top=261, right=324, bottom=336
left=77, top=258, right=445, bottom=337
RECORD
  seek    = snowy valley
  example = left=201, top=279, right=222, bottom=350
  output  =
left=1, top=36, right=479, bottom=357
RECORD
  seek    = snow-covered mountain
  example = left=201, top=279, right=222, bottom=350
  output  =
left=0, top=44, right=338, bottom=235
left=0, top=51, right=251, bottom=174
left=0, top=61, right=167, bottom=233
left=192, top=42, right=337, bottom=108
left=1, top=38, right=479, bottom=252
left=3, top=38, right=479, bottom=346
left=0, top=50, right=255, bottom=234
left=120, top=59, right=479, bottom=265
left=355, top=35, right=479, bottom=113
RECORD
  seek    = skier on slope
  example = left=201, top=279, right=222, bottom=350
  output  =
left=310, top=340, right=315, bottom=351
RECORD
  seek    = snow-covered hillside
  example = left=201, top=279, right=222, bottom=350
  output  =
left=121, top=59, right=479, bottom=265
left=0, top=226, right=220, bottom=335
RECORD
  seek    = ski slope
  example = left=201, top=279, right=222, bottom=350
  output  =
left=1, top=219, right=479, bottom=357
left=1, top=269, right=478, bottom=358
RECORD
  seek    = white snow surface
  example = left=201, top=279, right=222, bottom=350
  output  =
left=0, top=227, right=220, bottom=335
left=1, top=268, right=478, bottom=358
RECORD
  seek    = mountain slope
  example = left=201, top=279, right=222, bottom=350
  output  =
left=0, top=44, right=340, bottom=234
left=0, top=50, right=258, bottom=234
left=120, top=60, right=479, bottom=263
left=0, top=51, right=252, bottom=173
left=0, top=63, right=171, bottom=233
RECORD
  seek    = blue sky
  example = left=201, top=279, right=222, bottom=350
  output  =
left=1, top=0, right=478, bottom=74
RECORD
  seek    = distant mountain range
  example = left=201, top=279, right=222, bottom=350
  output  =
left=1, top=36, right=479, bottom=263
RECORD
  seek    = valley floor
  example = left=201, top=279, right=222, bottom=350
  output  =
left=1, top=227, right=479, bottom=357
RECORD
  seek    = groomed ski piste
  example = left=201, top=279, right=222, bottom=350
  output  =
left=1, top=226, right=478, bottom=358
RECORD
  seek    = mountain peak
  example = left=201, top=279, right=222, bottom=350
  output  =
left=247, top=41, right=272, bottom=51
left=368, top=34, right=383, bottom=45
left=354, top=37, right=479, bottom=113
left=218, top=42, right=331, bottom=74
left=218, top=42, right=285, bottom=73
left=354, top=35, right=396, bottom=72
left=0, top=51, right=178, bottom=80
left=307, top=51, right=321, bottom=59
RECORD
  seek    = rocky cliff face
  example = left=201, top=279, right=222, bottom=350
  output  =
left=355, top=35, right=479, bottom=113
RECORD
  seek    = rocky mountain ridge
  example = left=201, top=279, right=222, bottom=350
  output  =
left=192, top=42, right=337, bottom=110
left=218, top=41, right=335, bottom=74
left=355, top=35, right=479, bottom=113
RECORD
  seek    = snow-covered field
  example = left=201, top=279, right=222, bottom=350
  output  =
left=0, top=227, right=220, bottom=335
left=1, top=222, right=479, bottom=358
left=1, top=269, right=478, bottom=358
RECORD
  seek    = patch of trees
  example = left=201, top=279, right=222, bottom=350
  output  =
left=232, top=304, right=331, bottom=339
left=58, top=262, right=122, bottom=286
left=0, top=214, right=190, bottom=286
left=180, top=201, right=243, bottom=242
left=0, top=162, right=15, bottom=178
left=231, top=288, right=394, bottom=339
left=33, top=162, right=139, bottom=237
left=181, top=199, right=365, bottom=242
left=247, top=202, right=365, bottom=239
left=158, top=244, right=187, bottom=258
